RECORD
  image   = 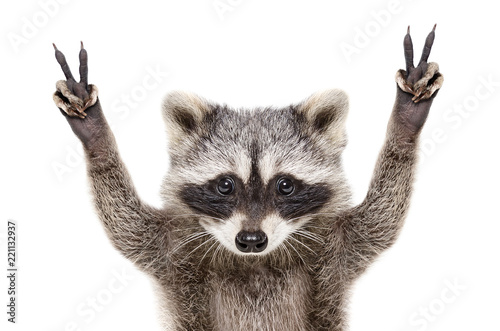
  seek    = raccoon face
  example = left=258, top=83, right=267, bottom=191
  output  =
left=162, top=90, right=349, bottom=256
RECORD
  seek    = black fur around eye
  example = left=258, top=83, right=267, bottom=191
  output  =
left=217, top=177, right=235, bottom=195
left=277, top=178, right=294, bottom=195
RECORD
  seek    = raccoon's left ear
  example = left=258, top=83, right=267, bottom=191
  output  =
left=297, top=89, right=349, bottom=143
left=162, top=91, right=212, bottom=143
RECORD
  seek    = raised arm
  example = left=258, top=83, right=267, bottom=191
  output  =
left=339, top=26, right=444, bottom=277
left=52, top=43, right=167, bottom=273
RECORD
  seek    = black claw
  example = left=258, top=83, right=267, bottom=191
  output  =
left=52, top=43, right=58, bottom=51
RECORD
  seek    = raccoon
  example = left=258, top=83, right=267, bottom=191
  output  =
left=52, top=26, right=443, bottom=330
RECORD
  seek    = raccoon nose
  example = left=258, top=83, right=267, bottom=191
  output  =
left=235, top=230, right=268, bottom=253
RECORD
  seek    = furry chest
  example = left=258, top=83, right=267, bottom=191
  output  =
left=207, top=269, right=312, bottom=331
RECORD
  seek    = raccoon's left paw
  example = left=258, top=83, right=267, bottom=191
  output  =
left=53, top=80, right=98, bottom=118
left=395, top=25, right=444, bottom=103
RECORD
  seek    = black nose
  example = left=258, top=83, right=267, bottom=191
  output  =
left=235, top=230, right=268, bottom=253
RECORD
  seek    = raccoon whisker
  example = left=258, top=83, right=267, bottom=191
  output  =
left=199, top=239, right=219, bottom=266
left=169, top=213, right=200, bottom=218
left=294, top=230, right=324, bottom=245
left=287, top=212, right=343, bottom=224
left=284, top=238, right=307, bottom=266
left=303, top=225, right=331, bottom=231
left=298, top=222, right=326, bottom=233
left=279, top=242, right=293, bottom=265
left=287, top=236, right=317, bottom=255
left=297, top=228, right=324, bottom=240
left=210, top=245, right=220, bottom=264
left=199, top=216, right=227, bottom=224
left=172, top=232, right=211, bottom=253
left=172, top=226, right=206, bottom=233
left=169, top=213, right=206, bottom=219
left=210, top=242, right=224, bottom=266
left=169, top=214, right=226, bottom=224
left=286, top=215, right=313, bottom=224
left=168, top=214, right=202, bottom=223
left=176, top=231, right=209, bottom=244
left=183, top=236, right=216, bottom=262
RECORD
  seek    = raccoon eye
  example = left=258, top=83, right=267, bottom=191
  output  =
left=217, top=177, right=235, bottom=195
left=277, top=178, right=294, bottom=195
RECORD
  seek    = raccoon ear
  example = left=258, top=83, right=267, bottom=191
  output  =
left=162, top=91, right=211, bottom=142
left=298, top=89, right=349, bottom=132
left=297, top=89, right=349, bottom=143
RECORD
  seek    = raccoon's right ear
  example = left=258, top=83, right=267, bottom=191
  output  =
left=297, top=89, right=349, bottom=144
left=162, top=91, right=212, bottom=142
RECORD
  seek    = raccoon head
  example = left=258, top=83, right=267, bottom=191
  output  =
left=161, top=90, right=350, bottom=257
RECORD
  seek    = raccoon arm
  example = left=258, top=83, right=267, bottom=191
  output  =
left=339, top=85, right=436, bottom=275
left=52, top=44, right=168, bottom=272
left=84, top=114, right=167, bottom=272
left=337, top=26, right=443, bottom=275
left=339, top=126, right=418, bottom=273
left=59, top=95, right=167, bottom=272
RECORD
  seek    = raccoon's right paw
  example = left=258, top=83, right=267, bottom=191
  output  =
left=52, top=42, right=98, bottom=119
left=53, top=80, right=98, bottom=119
left=52, top=42, right=108, bottom=146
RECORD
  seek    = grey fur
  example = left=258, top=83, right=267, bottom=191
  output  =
left=52, top=29, right=443, bottom=330
left=77, top=90, right=419, bottom=330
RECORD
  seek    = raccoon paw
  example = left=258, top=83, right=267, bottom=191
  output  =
left=52, top=42, right=98, bottom=118
left=53, top=80, right=98, bottom=118
left=395, top=25, right=443, bottom=103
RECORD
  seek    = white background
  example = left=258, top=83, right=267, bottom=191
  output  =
left=1, top=0, right=499, bottom=330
